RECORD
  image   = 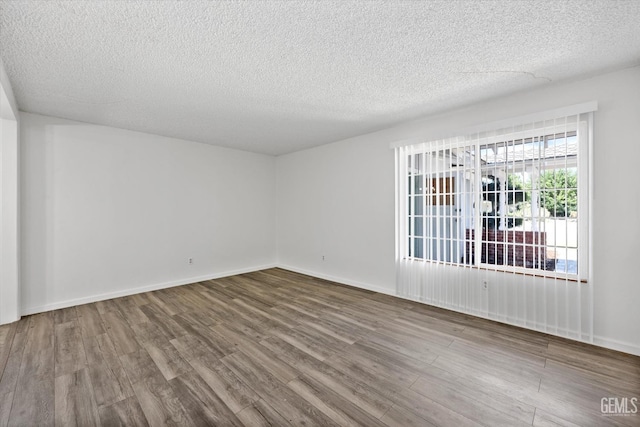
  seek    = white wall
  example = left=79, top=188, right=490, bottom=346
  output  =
left=0, top=56, right=20, bottom=324
left=20, top=113, right=276, bottom=314
left=276, top=136, right=396, bottom=293
left=277, top=66, right=640, bottom=355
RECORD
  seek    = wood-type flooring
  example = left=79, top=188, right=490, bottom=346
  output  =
left=0, top=268, right=638, bottom=426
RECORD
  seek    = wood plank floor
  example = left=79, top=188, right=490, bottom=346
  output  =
left=0, top=268, right=638, bottom=426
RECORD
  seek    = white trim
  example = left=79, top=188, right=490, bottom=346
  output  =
left=390, top=101, right=598, bottom=149
left=274, top=265, right=639, bottom=357
left=593, top=336, right=640, bottom=357
left=0, top=59, right=21, bottom=325
left=276, top=264, right=392, bottom=295
left=17, top=261, right=640, bottom=357
left=20, top=263, right=277, bottom=316
left=0, top=119, right=20, bottom=325
left=587, top=112, right=595, bottom=342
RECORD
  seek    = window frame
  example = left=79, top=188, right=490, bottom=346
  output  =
left=395, top=110, right=593, bottom=284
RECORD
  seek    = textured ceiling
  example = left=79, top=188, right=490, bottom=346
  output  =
left=1, top=1, right=640, bottom=155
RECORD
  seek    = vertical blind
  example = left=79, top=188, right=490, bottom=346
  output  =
left=394, top=106, right=595, bottom=342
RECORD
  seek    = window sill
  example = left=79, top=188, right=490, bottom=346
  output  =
left=402, top=257, right=587, bottom=283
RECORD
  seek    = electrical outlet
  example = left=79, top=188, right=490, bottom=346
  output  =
left=322, top=255, right=325, bottom=261
left=482, top=280, right=488, bottom=290
left=188, top=258, right=193, bottom=265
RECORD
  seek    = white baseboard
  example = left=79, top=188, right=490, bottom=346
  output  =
left=276, top=264, right=393, bottom=295
left=276, top=264, right=640, bottom=357
left=20, top=263, right=278, bottom=316
left=18, top=262, right=640, bottom=358
left=593, top=336, right=640, bottom=357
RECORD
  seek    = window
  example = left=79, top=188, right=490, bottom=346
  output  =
left=399, top=111, right=591, bottom=281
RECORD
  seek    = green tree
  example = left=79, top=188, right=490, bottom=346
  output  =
left=539, top=169, right=577, bottom=217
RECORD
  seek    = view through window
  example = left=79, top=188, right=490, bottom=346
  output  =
left=405, top=116, right=587, bottom=278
